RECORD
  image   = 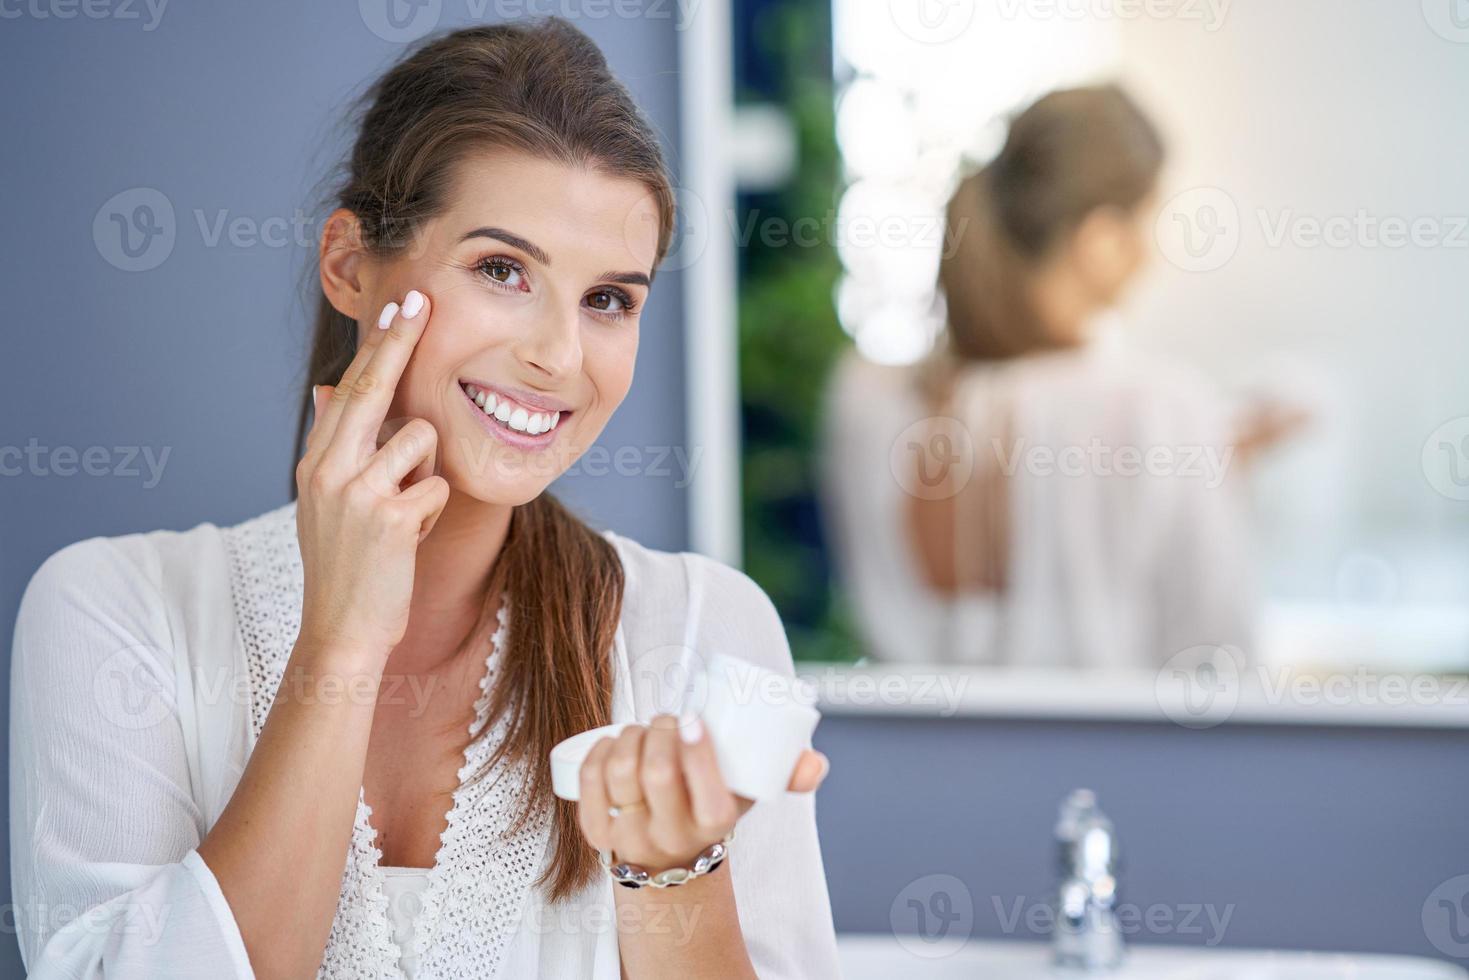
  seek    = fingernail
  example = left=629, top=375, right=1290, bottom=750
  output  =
left=377, top=301, right=399, bottom=330
left=817, top=754, right=830, bottom=782
left=401, top=289, right=424, bottom=319
left=678, top=714, right=703, bottom=744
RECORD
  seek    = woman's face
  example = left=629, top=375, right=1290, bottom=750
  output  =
left=335, top=149, right=662, bottom=506
left=1073, top=187, right=1161, bottom=307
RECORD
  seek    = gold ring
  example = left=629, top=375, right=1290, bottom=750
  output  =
left=608, top=799, right=647, bottom=819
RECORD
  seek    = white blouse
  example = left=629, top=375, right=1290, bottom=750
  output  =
left=379, top=867, right=429, bottom=978
left=8, top=500, right=841, bottom=978
left=819, top=338, right=1255, bottom=668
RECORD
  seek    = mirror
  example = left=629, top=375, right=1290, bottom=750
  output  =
left=725, top=0, right=1469, bottom=713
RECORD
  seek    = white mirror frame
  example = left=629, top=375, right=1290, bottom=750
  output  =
left=678, top=0, right=742, bottom=567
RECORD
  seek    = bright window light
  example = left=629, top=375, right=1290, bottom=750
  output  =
left=830, top=0, right=1121, bottom=363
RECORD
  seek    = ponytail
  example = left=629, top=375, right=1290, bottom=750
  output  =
left=924, top=84, right=1165, bottom=402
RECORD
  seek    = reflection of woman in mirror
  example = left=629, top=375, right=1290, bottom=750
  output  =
left=10, top=20, right=837, bottom=978
left=823, top=85, right=1299, bottom=669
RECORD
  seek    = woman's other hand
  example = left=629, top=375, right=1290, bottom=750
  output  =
left=575, top=714, right=830, bottom=871
left=1233, top=396, right=1312, bottom=466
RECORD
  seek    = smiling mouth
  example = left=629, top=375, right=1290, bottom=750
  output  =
left=458, top=382, right=565, bottom=437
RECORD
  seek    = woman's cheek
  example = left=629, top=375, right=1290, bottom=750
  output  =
left=394, top=337, right=455, bottom=422
left=589, top=325, right=639, bottom=408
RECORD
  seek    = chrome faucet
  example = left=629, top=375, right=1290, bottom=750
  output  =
left=1052, top=789, right=1124, bottom=971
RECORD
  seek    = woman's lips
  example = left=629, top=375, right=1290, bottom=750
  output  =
left=458, top=382, right=566, bottom=449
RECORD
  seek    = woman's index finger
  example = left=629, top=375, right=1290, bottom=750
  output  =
left=326, top=293, right=432, bottom=460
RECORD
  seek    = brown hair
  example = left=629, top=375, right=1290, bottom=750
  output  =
left=933, top=84, right=1164, bottom=373
left=291, top=19, right=675, bottom=901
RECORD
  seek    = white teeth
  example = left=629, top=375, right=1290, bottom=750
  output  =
left=463, top=383, right=565, bottom=437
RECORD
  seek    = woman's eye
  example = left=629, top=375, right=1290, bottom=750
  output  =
left=586, top=289, right=629, bottom=314
left=475, top=257, right=526, bottom=290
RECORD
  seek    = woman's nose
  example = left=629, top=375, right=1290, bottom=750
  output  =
left=514, top=304, right=583, bottom=380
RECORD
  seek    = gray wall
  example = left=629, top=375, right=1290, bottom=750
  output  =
left=6, top=2, right=1468, bottom=978
left=815, top=715, right=1469, bottom=968
left=0, top=3, right=687, bottom=976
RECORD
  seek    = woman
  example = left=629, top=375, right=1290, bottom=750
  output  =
left=10, top=20, right=837, bottom=979
left=822, top=85, right=1295, bottom=670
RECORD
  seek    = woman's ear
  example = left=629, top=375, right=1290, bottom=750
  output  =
left=319, top=208, right=372, bottom=322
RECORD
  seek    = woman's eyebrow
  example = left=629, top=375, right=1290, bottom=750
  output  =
left=458, top=227, right=650, bottom=286
left=459, top=226, right=550, bottom=265
left=598, top=271, right=651, bottom=288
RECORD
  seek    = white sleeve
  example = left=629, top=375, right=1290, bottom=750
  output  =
left=9, top=537, right=255, bottom=979
left=688, top=557, right=842, bottom=980
left=1146, top=382, right=1257, bottom=665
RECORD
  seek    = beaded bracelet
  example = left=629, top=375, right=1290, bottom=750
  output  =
left=599, top=829, right=736, bottom=889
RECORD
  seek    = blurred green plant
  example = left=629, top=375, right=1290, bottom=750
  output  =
left=736, top=1, right=862, bottom=662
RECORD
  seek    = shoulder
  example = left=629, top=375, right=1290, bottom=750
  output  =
left=602, top=530, right=777, bottom=618
left=20, top=531, right=167, bottom=628
left=996, top=343, right=1229, bottom=430
left=12, top=531, right=185, bottom=697
left=601, top=531, right=794, bottom=677
left=828, top=347, right=910, bottom=389
left=14, top=505, right=279, bottom=668
left=22, top=517, right=228, bottom=606
left=823, top=349, right=922, bottom=421
left=819, top=352, right=930, bottom=487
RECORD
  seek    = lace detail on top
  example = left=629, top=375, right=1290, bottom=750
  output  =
left=220, top=501, right=552, bottom=979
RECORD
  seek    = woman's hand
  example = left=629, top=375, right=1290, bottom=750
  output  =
left=576, top=714, right=830, bottom=871
left=294, top=290, right=449, bottom=663
left=1232, top=396, right=1312, bottom=466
